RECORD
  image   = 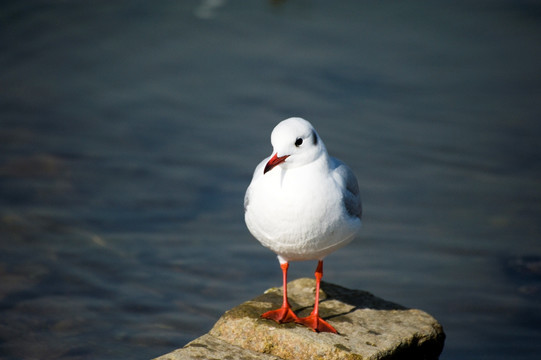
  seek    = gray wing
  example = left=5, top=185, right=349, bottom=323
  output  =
left=243, top=188, right=250, bottom=213
left=331, top=158, right=362, bottom=219
left=244, top=157, right=268, bottom=213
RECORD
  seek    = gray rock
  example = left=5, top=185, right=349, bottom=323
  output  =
left=155, top=278, right=445, bottom=360
left=154, top=334, right=282, bottom=360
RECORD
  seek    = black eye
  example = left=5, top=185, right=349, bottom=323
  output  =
left=295, top=138, right=303, bottom=147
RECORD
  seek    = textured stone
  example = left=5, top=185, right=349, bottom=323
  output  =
left=154, top=334, right=282, bottom=360
left=155, top=278, right=445, bottom=360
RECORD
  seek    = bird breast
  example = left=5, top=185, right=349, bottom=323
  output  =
left=245, top=161, right=354, bottom=254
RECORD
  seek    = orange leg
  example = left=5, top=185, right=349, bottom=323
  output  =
left=296, top=260, right=337, bottom=333
left=261, top=261, right=299, bottom=323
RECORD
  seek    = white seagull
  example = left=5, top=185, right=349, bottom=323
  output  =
left=244, top=117, right=362, bottom=333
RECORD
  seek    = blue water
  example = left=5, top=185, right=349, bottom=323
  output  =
left=1, top=1, right=540, bottom=359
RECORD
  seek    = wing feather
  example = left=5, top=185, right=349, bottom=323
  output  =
left=331, top=158, right=362, bottom=219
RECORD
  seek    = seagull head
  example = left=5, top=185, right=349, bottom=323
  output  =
left=264, top=117, right=326, bottom=174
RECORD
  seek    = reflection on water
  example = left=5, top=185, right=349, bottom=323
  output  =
left=1, top=1, right=541, bottom=359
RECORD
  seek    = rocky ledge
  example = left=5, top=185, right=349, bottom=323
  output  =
left=154, top=278, right=445, bottom=360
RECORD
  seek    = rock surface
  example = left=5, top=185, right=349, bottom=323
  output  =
left=156, top=334, right=283, bottom=360
left=154, top=278, right=445, bottom=360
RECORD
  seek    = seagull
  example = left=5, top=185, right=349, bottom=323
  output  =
left=244, top=117, right=362, bottom=333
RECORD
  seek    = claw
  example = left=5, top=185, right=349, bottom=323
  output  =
left=297, top=313, right=337, bottom=333
left=295, top=260, right=338, bottom=333
left=261, top=261, right=299, bottom=324
left=262, top=306, right=299, bottom=323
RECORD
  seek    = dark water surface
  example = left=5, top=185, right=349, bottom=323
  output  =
left=1, top=1, right=541, bottom=359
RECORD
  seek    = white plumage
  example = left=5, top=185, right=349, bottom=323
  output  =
left=243, top=117, right=362, bottom=333
left=244, top=117, right=361, bottom=263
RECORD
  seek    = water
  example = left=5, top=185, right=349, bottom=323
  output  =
left=1, top=1, right=540, bottom=359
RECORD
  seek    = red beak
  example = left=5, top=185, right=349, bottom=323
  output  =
left=264, top=153, right=289, bottom=174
